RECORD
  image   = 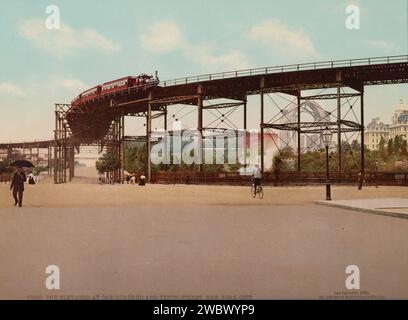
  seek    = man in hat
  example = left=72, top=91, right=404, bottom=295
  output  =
left=10, top=167, right=26, bottom=207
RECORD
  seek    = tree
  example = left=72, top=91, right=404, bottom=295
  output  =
left=95, top=159, right=108, bottom=174
left=280, top=146, right=295, bottom=158
left=95, top=153, right=121, bottom=174
left=387, top=138, right=394, bottom=156
left=350, top=140, right=360, bottom=152
left=401, top=140, right=408, bottom=156
left=378, top=136, right=386, bottom=154
left=394, top=135, right=403, bottom=154
left=272, top=146, right=296, bottom=172
left=124, top=145, right=147, bottom=174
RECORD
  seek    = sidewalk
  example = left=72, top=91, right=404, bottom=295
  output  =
left=316, top=198, right=408, bottom=219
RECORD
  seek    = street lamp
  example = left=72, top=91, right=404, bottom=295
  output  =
left=375, top=161, right=379, bottom=188
left=322, top=127, right=333, bottom=201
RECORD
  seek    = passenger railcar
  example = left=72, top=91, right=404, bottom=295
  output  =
left=71, top=72, right=159, bottom=107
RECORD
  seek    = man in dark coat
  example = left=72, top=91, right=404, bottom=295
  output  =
left=357, top=170, right=364, bottom=191
left=10, top=167, right=26, bottom=207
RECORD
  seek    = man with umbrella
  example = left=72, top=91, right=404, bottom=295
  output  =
left=9, top=160, right=32, bottom=207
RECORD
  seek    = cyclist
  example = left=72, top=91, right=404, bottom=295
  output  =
left=252, top=164, right=262, bottom=191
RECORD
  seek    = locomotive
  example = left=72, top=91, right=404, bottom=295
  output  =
left=71, top=72, right=159, bottom=107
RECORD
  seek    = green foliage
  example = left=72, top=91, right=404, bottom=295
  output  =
left=124, top=145, right=147, bottom=174
left=274, top=135, right=408, bottom=173
left=387, top=138, right=394, bottom=156
left=378, top=136, right=387, bottom=160
left=123, top=142, right=242, bottom=174
left=393, top=135, right=403, bottom=154
left=273, top=146, right=296, bottom=172
left=96, top=153, right=121, bottom=174
left=121, top=135, right=408, bottom=175
left=401, top=140, right=408, bottom=156
left=202, top=164, right=240, bottom=173
left=378, top=136, right=386, bottom=153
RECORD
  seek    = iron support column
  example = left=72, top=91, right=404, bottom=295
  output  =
left=360, top=89, right=365, bottom=173
left=244, top=98, right=247, bottom=169
left=48, top=146, right=51, bottom=177
left=164, top=106, right=168, bottom=131
left=260, top=90, right=265, bottom=172
left=337, top=85, right=342, bottom=173
left=147, top=97, right=152, bottom=182
left=63, top=124, right=67, bottom=183
left=198, top=87, right=203, bottom=172
left=53, top=110, right=58, bottom=184
left=121, top=112, right=125, bottom=184
left=297, top=92, right=301, bottom=173
left=326, top=145, right=332, bottom=201
left=164, top=106, right=168, bottom=170
left=69, top=138, right=75, bottom=182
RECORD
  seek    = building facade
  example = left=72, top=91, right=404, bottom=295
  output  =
left=365, top=118, right=389, bottom=151
left=364, top=100, right=407, bottom=151
left=389, top=100, right=408, bottom=141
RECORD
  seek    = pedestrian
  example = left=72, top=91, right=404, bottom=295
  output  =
left=10, top=167, right=26, bottom=207
left=357, top=170, right=364, bottom=190
left=139, top=173, right=146, bottom=186
left=28, top=171, right=36, bottom=185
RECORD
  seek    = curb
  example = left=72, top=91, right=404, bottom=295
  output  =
left=315, top=201, right=408, bottom=220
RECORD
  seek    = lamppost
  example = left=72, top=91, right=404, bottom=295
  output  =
left=375, top=161, right=379, bottom=188
left=322, top=127, right=333, bottom=201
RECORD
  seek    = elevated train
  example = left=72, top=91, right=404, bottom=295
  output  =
left=71, top=72, right=159, bottom=107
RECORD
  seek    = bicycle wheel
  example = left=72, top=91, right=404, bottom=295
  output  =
left=251, top=185, right=256, bottom=198
left=258, top=186, right=264, bottom=199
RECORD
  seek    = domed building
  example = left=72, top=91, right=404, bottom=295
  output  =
left=364, top=100, right=407, bottom=151
left=389, top=100, right=408, bottom=141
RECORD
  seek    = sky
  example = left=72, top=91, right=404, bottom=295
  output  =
left=0, top=0, right=407, bottom=142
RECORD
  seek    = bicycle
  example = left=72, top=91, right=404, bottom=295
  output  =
left=250, top=178, right=264, bottom=199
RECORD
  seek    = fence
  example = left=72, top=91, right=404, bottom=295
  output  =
left=152, top=171, right=408, bottom=186
left=0, top=173, right=12, bottom=184
left=2, top=171, right=407, bottom=186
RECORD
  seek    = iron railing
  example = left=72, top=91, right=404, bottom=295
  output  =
left=161, top=55, right=408, bottom=87
left=76, top=55, right=408, bottom=105
left=152, top=171, right=408, bottom=186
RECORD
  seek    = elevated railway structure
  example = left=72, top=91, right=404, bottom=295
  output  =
left=0, top=140, right=54, bottom=176
left=3, top=55, right=408, bottom=184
